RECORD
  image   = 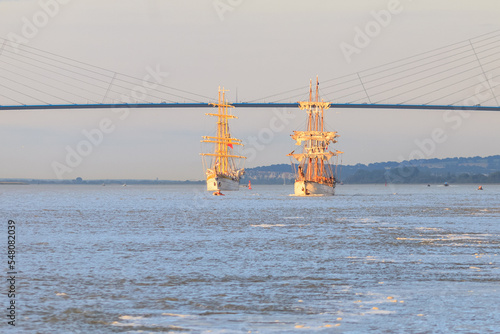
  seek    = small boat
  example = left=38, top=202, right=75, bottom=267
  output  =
left=478, top=185, right=483, bottom=190
left=201, top=87, right=246, bottom=192
left=288, top=77, right=343, bottom=196
left=444, top=182, right=449, bottom=187
left=213, top=190, right=225, bottom=196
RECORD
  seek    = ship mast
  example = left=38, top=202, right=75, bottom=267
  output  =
left=289, top=77, right=342, bottom=185
left=201, top=87, right=245, bottom=177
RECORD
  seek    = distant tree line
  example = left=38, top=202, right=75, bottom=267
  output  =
left=243, top=156, right=500, bottom=184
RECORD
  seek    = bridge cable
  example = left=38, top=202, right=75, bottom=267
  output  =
left=0, top=37, right=213, bottom=102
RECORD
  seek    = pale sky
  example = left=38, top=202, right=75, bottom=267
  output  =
left=0, top=0, right=499, bottom=180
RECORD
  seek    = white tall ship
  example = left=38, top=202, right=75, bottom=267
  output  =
left=288, top=77, right=343, bottom=196
left=201, top=87, right=246, bottom=191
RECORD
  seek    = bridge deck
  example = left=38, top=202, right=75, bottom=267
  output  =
left=1, top=103, right=499, bottom=111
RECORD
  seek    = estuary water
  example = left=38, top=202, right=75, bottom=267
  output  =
left=1, top=184, right=499, bottom=333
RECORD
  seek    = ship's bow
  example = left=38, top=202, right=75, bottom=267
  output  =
left=294, top=180, right=335, bottom=196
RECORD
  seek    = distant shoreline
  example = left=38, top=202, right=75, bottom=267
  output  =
left=1, top=180, right=499, bottom=186
left=2, top=155, right=500, bottom=185
left=0, top=179, right=204, bottom=185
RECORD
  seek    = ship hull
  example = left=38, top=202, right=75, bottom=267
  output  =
left=293, top=180, right=335, bottom=196
left=207, top=175, right=240, bottom=191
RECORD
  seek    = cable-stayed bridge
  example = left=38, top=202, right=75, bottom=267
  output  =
left=0, top=30, right=499, bottom=112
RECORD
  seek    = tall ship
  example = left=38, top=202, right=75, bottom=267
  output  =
left=201, top=87, right=246, bottom=191
left=288, top=77, right=343, bottom=196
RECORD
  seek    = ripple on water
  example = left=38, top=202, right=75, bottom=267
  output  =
left=9, top=184, right=500, bottom=333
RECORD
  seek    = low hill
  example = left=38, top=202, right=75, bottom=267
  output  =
left=242, top=155, right=500, bottom=184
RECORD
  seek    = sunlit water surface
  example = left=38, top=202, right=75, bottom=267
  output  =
left=2, top=184, right=499, bottom=333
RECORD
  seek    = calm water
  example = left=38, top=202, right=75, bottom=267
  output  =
left=1, top=184, right=499, bottom=333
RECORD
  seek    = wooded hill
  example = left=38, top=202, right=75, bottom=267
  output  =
left=243, top=155, right=500, bottom=184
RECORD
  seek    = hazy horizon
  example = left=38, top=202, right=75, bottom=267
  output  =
left=1, top=153, right=498, bottom=182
